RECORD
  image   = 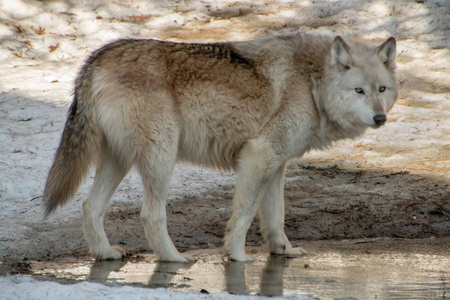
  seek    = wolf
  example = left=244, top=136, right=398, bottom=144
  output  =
left=43, top=33, right=397, bottom=262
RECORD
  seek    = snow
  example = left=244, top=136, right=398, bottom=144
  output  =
left=0, top=0, right=448, bottom=299
left=0, top=276, right=313, bottom=300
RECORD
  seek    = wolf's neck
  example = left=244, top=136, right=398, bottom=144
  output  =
left=308, top=118, right=366, bottom=154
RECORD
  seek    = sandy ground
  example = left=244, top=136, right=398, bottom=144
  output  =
left=0, top=0, right=449, bottom=298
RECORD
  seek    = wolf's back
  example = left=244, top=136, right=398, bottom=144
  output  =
left=43, top=85, right=101, bottom=217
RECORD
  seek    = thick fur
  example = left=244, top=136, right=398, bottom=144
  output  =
left=43, top=34, right=397, bottom=262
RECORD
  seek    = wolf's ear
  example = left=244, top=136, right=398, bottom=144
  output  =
left=330, top=36, right=352, bottom=69
left=378, top=37, right=396, bottom=68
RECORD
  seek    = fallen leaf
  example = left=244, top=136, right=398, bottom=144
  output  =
left=38, top=26, right=45, bottom=35
left=127, top=15, right=150, bottom=22
left=49, top=43, right=60, bottom=52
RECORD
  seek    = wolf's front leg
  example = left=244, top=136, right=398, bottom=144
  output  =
left=224, top=140, right=281, bottom=261
left=258, top=162, right=306, bottom=257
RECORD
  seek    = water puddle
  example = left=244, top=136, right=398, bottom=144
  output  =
left=29, top=239, right=449, bottom=299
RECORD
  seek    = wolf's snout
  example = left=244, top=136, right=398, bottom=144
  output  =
left=373, top=114, right=387, bottom=126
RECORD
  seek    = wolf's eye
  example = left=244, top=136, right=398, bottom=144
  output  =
left=379, top=86, right=386, bottom=92
left=355, top=87, right=365, bottom=94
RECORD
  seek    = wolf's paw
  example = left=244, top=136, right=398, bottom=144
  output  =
left=181, top=253, right=196, bottom=262
left=270, top=244, right=307, bottom=258
left=96, top=245, right=126, bottom=260
left=284, top=246, right=308, bottom=257
left=158, top=252, right=196, bottom=263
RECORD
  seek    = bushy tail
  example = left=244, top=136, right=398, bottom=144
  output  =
left=43, top=96, right=101, bottom=217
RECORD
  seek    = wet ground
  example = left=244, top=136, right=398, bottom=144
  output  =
left=7, top=238, right=447, bottom=299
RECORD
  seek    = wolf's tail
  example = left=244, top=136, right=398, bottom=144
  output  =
left=43, top=91, right=101, bottom=217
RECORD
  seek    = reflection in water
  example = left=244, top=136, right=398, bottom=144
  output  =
left=85, top=255, right=290, bottom=296
left=259, top=256, right=289, bottom=296
left=148, top=261, right=194, bottom=288
left=224, top=261, right=248, bottom=295
left=35, top=240, right=450, bottom=299
left=87, top=259, right=127, bottom=283
left=224, top=256, right=290, bottom=296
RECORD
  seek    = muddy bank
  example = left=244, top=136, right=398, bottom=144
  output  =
left=3, top=163, right=448, bottom=261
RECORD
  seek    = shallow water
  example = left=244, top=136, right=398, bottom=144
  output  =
left=30, top=238, right=449, bottom=299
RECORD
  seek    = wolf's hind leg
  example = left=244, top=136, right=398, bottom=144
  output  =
left=82, top=151, right=131, bottom=260
left=259, top=163, right=306, bottom=257
left=137, top=138, right=194, bottom=263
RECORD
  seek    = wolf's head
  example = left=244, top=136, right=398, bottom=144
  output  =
left=319, top=36, right=397, bottom=133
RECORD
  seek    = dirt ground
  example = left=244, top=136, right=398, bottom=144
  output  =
left=4, top=162, right=448, bottom=264
left=0, top=0, right=449, bottom=281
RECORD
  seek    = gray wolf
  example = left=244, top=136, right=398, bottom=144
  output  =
left=43, top=34, right=397, bottom=262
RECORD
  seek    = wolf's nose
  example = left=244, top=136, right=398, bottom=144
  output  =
left=373, top=114, right=387, bottom=126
